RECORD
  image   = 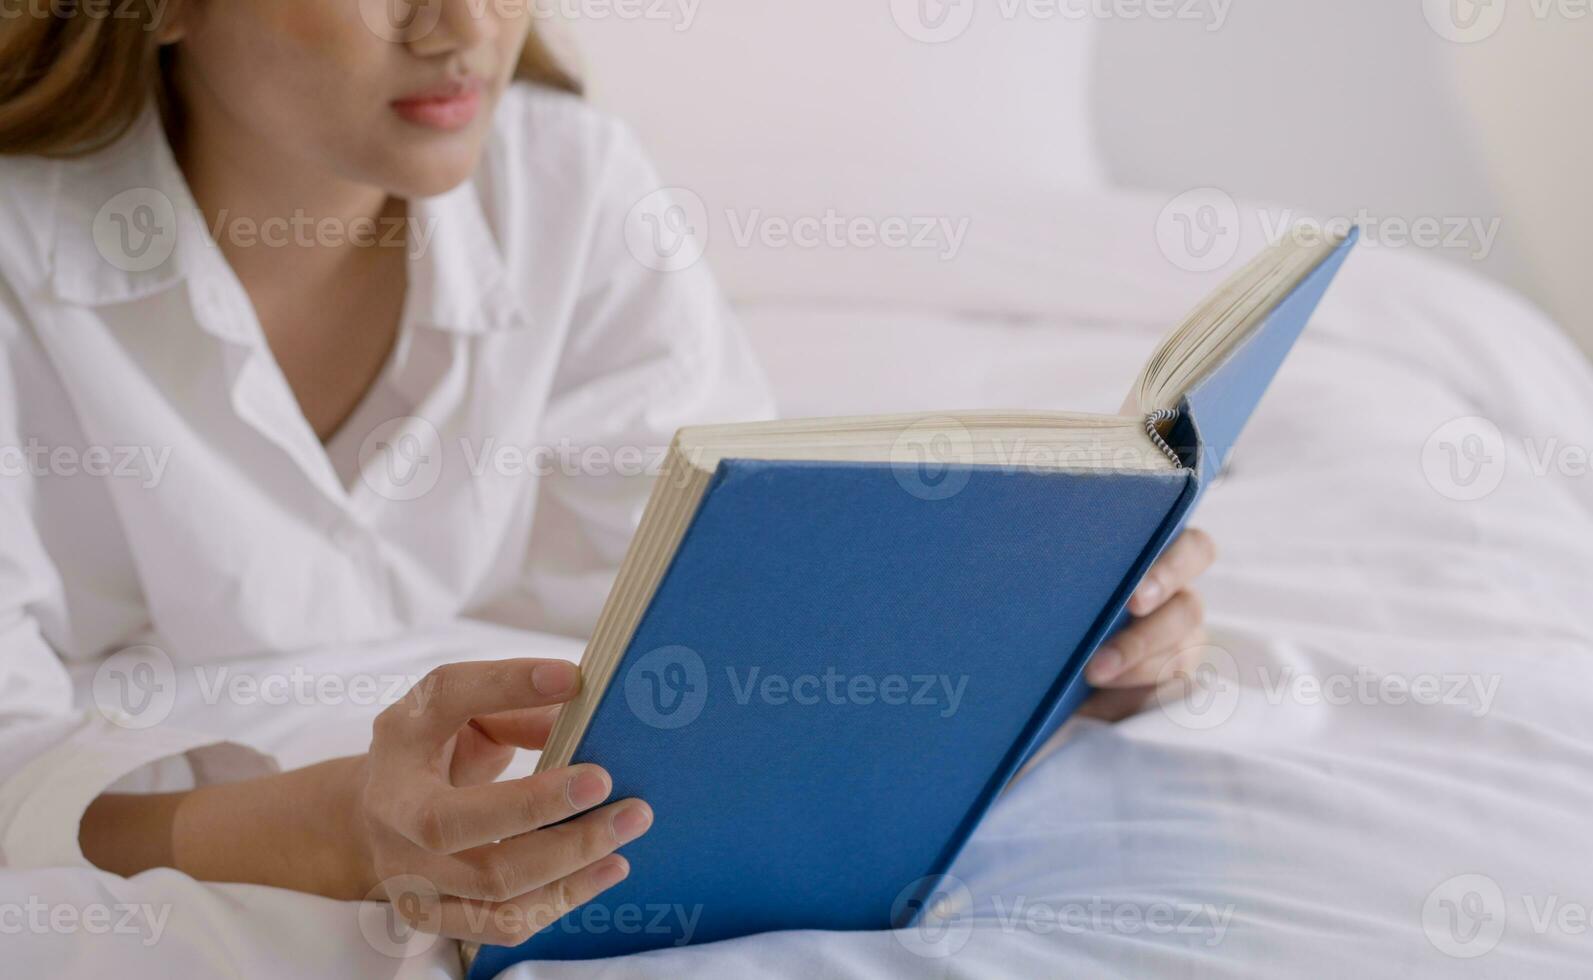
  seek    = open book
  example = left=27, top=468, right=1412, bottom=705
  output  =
left=469, top=228, right=1358, bottom=974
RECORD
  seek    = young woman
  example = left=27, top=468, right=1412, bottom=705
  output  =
left=0, top=0, right=1216, bottom=950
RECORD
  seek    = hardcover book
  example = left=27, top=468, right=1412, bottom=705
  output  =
left=466, top=228, right=1359, bottom=975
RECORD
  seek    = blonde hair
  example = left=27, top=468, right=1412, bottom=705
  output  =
left=0, top=7, right=580, bottom=158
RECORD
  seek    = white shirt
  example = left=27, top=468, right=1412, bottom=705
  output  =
left=0, top=85, right=773, bottom=869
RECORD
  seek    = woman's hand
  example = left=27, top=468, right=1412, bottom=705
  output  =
left=1079, top=528, right=1217, bottom=722
left=82, top=658, right=649, bottom=949
left=355, top=658, right=651, bottom=946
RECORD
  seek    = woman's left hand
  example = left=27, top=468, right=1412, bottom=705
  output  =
left=1080, top=527, right=1217, bottom=721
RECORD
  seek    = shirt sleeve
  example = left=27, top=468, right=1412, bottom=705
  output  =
left=0, top=281, right=276, bottom=872
left=515, top=121, right=778, bottom=639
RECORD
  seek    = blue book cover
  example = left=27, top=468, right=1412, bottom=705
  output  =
left=468, top=231, right=1357, bottom=976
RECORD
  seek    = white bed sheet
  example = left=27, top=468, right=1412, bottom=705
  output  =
left=7, top=206, right=1592, bottom=978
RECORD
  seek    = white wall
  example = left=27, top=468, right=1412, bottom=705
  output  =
left=1090, top=0, right=1592, bottom=354
left=1446, top=4, right=1593, bottom=354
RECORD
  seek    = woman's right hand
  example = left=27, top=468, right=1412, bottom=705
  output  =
left=355, top=658, right=653, bottom=947
left=81, top=657, right=648, bottom=948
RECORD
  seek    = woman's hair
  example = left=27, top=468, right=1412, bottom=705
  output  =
left=0, top=8, right=580, bottom=158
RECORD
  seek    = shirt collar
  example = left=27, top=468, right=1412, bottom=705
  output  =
left=404, top=179, right=530, bottom=334
left=47, top=105, right=204, bottom=307
left=47, top=101, right=530, bottom=336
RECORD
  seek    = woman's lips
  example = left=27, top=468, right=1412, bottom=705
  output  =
left=391, top=80, right=484, bottom=131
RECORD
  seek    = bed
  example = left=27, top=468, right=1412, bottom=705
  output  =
left=7, top=183, right=1590, bottom=977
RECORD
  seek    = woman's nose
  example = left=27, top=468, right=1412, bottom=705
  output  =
left=406, top=0, right=499, bottom=58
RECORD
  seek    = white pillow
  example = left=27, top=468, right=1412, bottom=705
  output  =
left=550, top=3, right=1102, bottom=308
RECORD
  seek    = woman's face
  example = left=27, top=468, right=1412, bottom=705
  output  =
left=166, top=0, right=532, bottom=199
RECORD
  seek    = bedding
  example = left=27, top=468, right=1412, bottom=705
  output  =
left=5, top=192, right=1591, bottom=978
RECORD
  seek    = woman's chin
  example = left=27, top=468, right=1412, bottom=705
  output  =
left=370, top=130, right=491, bottom=200
left=381, top=155, right=484, bottom=201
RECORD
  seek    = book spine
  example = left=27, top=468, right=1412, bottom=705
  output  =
left=1144, top=409, right=1185, bottom=467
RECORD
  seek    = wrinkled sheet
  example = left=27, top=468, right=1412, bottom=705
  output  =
left=8, top=209, right=1592, bottom=978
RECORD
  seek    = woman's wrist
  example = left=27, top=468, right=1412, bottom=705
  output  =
left=82, top=754, right=376, bottom=901
left=174, top=754, right=375, bottom=900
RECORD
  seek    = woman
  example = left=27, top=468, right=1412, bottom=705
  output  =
left=0, top=0, right=1215, bottom=950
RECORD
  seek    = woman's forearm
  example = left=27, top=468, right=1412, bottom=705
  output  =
left=80, top=754, right=375, bottom=901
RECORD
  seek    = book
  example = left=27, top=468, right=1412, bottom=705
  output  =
left=466, top=228, right=1359, bottom=974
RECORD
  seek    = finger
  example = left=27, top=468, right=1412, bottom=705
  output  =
left=1075, top=685, right=1156, bottom=723
left=450, top=707, right=564, bottom=786
left=470, top=705, right=563, bottom=751
left=1129, top=528, right=1217, bottom=616
left=1088, top=590, right=1204, bottom=687
left=383, top=764, right=616, bottom=854
left=421, top=799, right=653, bottom=902
left=1113, top=624, right=1207, bottom=691
left=374, top=660, right=581, bottom=758
left=428, top=855, right=632, bottom=946
left=449, top=723, right=520, bottom=787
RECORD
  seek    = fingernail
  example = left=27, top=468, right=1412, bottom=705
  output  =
left=1089, top=646, right=1125, bottom=683
left=594, top=856, right=630, bottom=890
left=566, top=768, right=611, bottom=810
left=533, top=661, right=577, bottom=696
left=1136, top=578, right=1164, bottom=608
left=612, top=803, right=653, bottom=845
